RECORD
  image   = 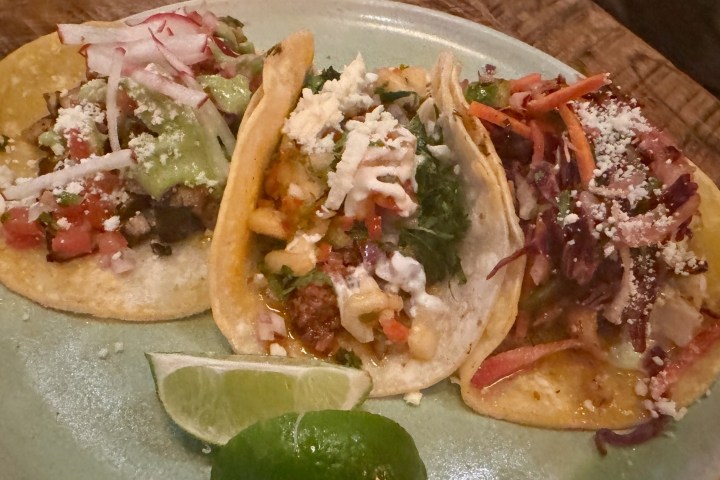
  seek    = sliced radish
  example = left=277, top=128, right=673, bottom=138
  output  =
left=130, top=69, right=208, bottom=108
left=107, top=47, right=126, bottom=152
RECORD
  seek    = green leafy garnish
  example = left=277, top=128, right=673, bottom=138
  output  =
left=38, top=212, right=57, bottom=233
left=305, top=66, right=341, bottom=94
left=334, top=348, right=363, bottom=369
left=399, top=117, right=469, bottom=285
left=374, top=86, right=415, bottom=104
left=264, top=266, right=333, bottom=300
left=56, top=192, right=82, bottom=206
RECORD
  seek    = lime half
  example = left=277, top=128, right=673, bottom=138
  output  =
left=212, top=410, right=428, bottom=480
left=146, top=353, right=373, bottom=445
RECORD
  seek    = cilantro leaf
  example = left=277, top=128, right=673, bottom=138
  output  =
left=334, top=348, right=363, bottom=369
left=374, top=86, right=416, bottom=104
left=305, top=66, right=342, bottom=94
left=399, top=117, right=469, bottom=284
left=264, top=265, right=333, bottom=300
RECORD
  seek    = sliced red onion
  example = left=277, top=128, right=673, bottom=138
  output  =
left=256, top=313, right=276, bottom=341
left=130, top=69, right=208, bottom=108
left=594, top=416, right=671, bottom=456
left=509, top=91, right=530, bottom=112
left=107, top=47, right=126, bottom=152
left=2, top=150, right=134, bottom=201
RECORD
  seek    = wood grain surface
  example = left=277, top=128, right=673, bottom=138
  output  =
left=1, top=0, right=718, bottom=182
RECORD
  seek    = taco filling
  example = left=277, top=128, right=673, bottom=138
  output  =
left=460, top=70, right=720, bottom=436
left=247, top=55, right=469, bottom=360
left=0, top=9, right=262, bottom=272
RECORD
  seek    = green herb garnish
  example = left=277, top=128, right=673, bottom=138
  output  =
left=399, top=117, right=469, bottom=284
left=56, top=192, right=82, bottom=206
left=374, top=86, right=415, bottom=104
left=305, top=66, right=341, bottom=94
left=334, top=348, right=363, bottom=369
left=557, top=190, right=571, bottom=220
left=264, top=266, right=333, bottom=300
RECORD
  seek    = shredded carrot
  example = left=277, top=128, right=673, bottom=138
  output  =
left=558, top=104, right=596, bottom=186
left=529, top=120, right=545, bottom=166
left=526, top=73, right=609, bottom=114
left=510, top=72, right=542, bottom=93
left=469, top=101, right=532, bottom=139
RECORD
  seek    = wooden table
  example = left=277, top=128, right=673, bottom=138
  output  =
left=2, top=0, right=719, bottom=182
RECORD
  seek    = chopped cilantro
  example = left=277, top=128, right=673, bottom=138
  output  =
left=264, top=265, right=333, bottom=300
left=374, top=86, right=415, bottom=104
left=399, top=117, right=469, bottom=285
left=38, top=212, right=57, bottom=233
left=334, top=348, right=363, bottom=369
left=305, top=66, right=341, bottom=94
left=56, top=192, right=82, bottom=206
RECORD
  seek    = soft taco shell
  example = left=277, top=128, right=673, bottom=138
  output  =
left=209, top=45, right=524, bottom=396
left=457, top=156, right=720, bottom=428
left=0, top=31, right=213, bottom=321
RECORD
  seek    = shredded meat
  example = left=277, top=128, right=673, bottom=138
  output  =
left=286, top=283, right=341, bottom=353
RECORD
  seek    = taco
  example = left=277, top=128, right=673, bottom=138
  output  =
left=449, top=67, right=720, bottom=441
left=0, top=9, right=264, bottom=321
left=208, top=34, right=523, bottom=396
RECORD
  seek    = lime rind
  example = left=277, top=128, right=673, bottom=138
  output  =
left=145, top=352, right=373, bottom=445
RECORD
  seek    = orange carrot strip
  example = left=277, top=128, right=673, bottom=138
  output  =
left=527, top=73, right=609, bottom=114
left=469, top=101, right=532, bottom=139
left=529, top=120, right=545, bottom=166
left=558, top=104, right=596, bottom=186
left=510, top=72, right=542, bottom=93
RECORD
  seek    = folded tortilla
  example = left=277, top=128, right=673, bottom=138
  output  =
left=0, top=32, right=213, bottom=321
left=209, top=34, right=524, bottom=396
left=448, top=65, right=720, bottom=429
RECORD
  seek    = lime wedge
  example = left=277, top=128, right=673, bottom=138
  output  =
left=146, top=353, right=373, bottom=445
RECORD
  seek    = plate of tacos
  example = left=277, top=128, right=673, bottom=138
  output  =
left=1, top=0, right=719, bottom=479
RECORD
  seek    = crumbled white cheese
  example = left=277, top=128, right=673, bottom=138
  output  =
left=113, top=342, right=124, bottom=353
left=635, top=378, right=649, bottom=397
left=97, top=347, right=109, bottom=359
left=56, top=217, right=71, bottom=230
left=54, top=101, right=105, bottom=143
left=563, top=213, right=579, bottom=226
left=403, top=391, right=423, bottom=406
left=283, top=54, right=376, bottom=154
left=103, top=215, right=120, bottom=232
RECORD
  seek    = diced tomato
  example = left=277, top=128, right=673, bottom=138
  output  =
left=54, top=204, right=86, bottom=225
left=66, top=129, right=93, bottom=161
left=1, top=207, right=44, bottom=249
left=365, top=215, right=383, bottom=241
left=380, top=314, right=410, bottom=343
left=316, top=242, right=332, bottom=263
left=371, top=192, right=400, bottom=212
left=51, top=224, right=94, bottom=258
left=95, top=231, right=128, bottom=255
left=86, top=172, right=122, bottom=195
left=82, top=196, right=115, bottom=230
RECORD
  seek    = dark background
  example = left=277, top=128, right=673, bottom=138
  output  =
left=595, top=0, right=720, bottom=97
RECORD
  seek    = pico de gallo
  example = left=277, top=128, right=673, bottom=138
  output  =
left=464, top=68, right=720, bottom=451
left=247, top=56, right=469, bottom=362
left=0, top=8, right=262, bottom=272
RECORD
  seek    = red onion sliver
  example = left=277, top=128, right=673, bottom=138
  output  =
left=107, top=47, right=126, bottom=152
left=2, top=150, right=134, bottom=201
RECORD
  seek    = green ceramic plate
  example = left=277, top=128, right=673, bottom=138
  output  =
left=1, top=1, right=719, bottom=479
